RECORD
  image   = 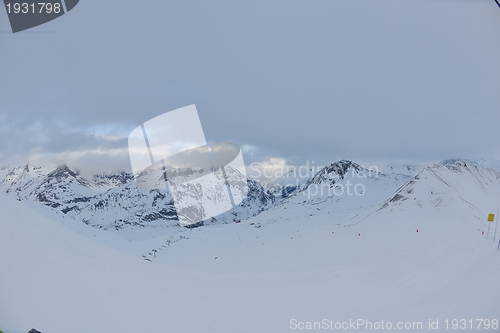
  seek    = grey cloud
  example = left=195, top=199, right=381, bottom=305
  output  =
left=0, top=0, right=499, bottom=171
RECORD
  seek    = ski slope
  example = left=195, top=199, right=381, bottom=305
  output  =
left=1, top=162, right=499, bottom=333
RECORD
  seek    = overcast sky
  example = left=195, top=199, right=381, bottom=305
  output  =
left=1, top=0, right=500, bottom=176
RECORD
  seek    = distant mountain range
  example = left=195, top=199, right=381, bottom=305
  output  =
left=0, top=163, right=275, bottom=233
left=1, top=159, right=499, bottom=242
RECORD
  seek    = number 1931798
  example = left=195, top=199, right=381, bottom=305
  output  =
left=444, top=319, right=498, bottom=330
left=5, top=2, right=61, bottom=14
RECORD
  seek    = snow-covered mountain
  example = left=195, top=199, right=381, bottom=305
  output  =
left=0, top=160, right=412, bottom=233
left=2, top=159, right=499, bottom=244
left=0, top=164, right=276, bottom=238
left=262, top=166, right=316, bottom=199
left=2, top=158, right=499, bottom=333
left=378, top=160, right=500, bottom=223
left=91, top=172, right=135, bottom=191
left=375, top=162, right=422, bottom=177
left=443, top=157, right=500, bottom=172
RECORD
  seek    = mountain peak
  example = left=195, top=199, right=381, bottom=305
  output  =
left=305, top=160, right=376, bottom=188
left=326, top=160, right=361, bottom=174
left=439, top=158, right=476, bottom=166
left=47, top=165, right=79, bottom=179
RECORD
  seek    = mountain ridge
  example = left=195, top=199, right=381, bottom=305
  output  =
left=1, top=159, right=499, bottom=241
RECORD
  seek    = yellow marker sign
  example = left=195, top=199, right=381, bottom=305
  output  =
left=488, top=214, right=495, bottom=222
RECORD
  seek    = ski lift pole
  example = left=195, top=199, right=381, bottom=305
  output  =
left=494, top=207, right=499, bottom=242
left=486, top=214, right=495, bottom=238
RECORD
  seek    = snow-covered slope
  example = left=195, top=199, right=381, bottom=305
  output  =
left=90, top=172, right=135, bottom=191
left=477, top=157, right=500, bottom=171
left=254, top=160, right=412, bottom=226
left=376, top=162, right=422, bottom=177
left=0, top=165, right=52, bottom=200
left=263, top=167, right=316, bottom=199
left=264, top=160, right=419, bottom=200
left=377, top=161, right=500, bottom=224
left=1, top=157, right=499, bottom=333
left=0, top=160, right=458, bottom=243
left=0, top=164, right=277, bottom=239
